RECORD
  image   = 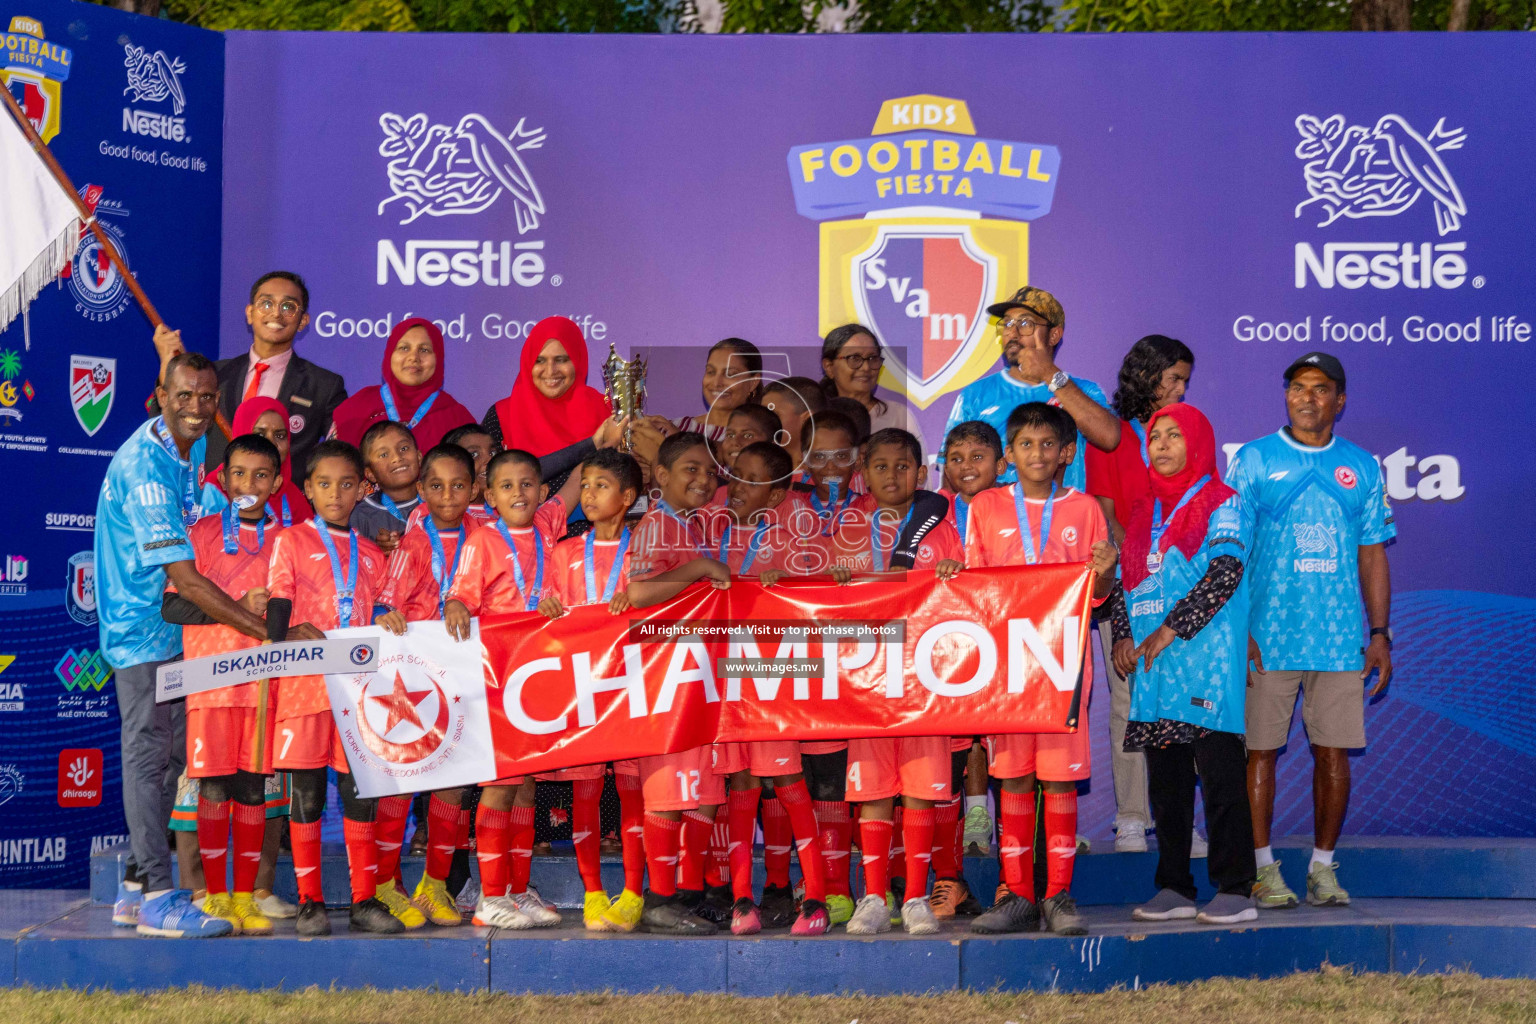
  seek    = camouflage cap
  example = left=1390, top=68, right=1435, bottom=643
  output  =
left=986, top=286, right=1065, bottom=329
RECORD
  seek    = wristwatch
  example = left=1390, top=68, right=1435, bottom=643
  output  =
left=1369, top=626, right=1394, bottom=647
left=1047, top=370, right=1070, bottom=394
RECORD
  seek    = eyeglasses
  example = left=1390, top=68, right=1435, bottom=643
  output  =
left=999, top=315, right=1050, bottom=334
left=807, top=448, right=856, bottom=467
left=255, top=297, right=303, bottom=318
left=834, top=353, right=884, bottom=370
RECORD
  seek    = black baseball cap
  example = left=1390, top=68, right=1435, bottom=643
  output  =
left=1284, top=352, right=1346, bottom=391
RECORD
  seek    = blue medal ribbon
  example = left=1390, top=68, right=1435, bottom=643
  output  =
left=870, top=504, right=915, bottom=573
left=423, top=517, right=467, bottom=615
left=265, top=493, right=293, bottom=528
left=952, top=494, right=969, bottom=542
left=717, top=519, right=770, bottom=574
left=496, top=520, right=544, bottom=611
left=151, top=417, right=200, bottom=527
left=311, top=518, right=360, bottom=626
left=377, top=492, right=411, bottom=529
left=1147, top=475, right=1211, bottom=574
left=221, top=501, right=266, bottom=555
left=379, top=379, right=440, bottom=430
left=655, top=500, right=707, bottom=557
left=584, top=527, right=632, bottom=604
left=1012, top=481, right=1058, bottom=566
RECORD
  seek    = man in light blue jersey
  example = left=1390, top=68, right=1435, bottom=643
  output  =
left=943, top=286, right=1120, bottom=488
left=96, top=351, right=273, bottom=937
left=1225, top=352, right=1394, bottom=912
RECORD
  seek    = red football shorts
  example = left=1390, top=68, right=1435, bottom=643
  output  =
left=846, top=736, right=953, bottom=802
left=186, top=706, right=275, bottom=778
left=640, top=745, right=716, bottom=811
left=273, top=711, right=349, bottom=773
left=985, top=729, right=1092, bottom=782
left=536, top=763, right=606, bottom=782
left=747, top=741, right=802, bottom=778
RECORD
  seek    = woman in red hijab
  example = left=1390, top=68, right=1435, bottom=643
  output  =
left=482, top=316, right=616, bottom=486
left=208, top=396, right=313, bottom=525
left=330, top=317, right=476, bottom=451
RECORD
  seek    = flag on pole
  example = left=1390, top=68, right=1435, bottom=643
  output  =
left=0, top=103, right=79, bottom=333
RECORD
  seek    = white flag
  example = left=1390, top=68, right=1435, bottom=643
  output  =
left=324, top=621, right=497, bottom=798
left=0, top=107, right=79, bottom=332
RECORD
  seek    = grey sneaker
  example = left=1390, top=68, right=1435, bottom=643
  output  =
left=1253, top=861, right=1300, bottom=909
left=1307, top=861, right=1351, bottom=906
left=970, top=891, right=1040, bottom=934
left=845, top=893, right=892, bottom=935
left=962, top=804, right=992, bottom=856
left=1190, top=828, right=1209, bottom=859
left=1114, top=820, right=1148, bottom=853
left=1196, top=892, right=1258, bottom=925
left=901, top=896, right=940, bottom=935
left=1132, top=887, right=1197, bottom=921
left=1040, top=891, right=1087, bottom=935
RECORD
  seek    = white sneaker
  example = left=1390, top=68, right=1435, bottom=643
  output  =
left=901, top=896, right=940, bottom=935
left=525, top=884, right=558, bottom=912
left=254, top=890, right=297, bottom=919
left=1190, top=828, right=1209, bottom=859
left=510, top=890, right=561, bottom=926
left=473, top=895, right=535, bottom=930
left=1115, top=821, right=1149, bottom=853
left=845, top=893, right=892, bottom=935
left=455, top=877, right=481, bottom=914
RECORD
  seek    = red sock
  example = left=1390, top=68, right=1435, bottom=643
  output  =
left=999, top=789, right=1036, bottom=901
left=932, top=797, right=961, bottom=881
left=814, top=800, right=852, bottom=898
left=727, top=788, right=761, bottom=901
left=572, top=779, right=604, bottom=893
left=679, top=810, right=713, bottom=891
left=1043, top=790, right=1078, bottom=898
left=617, top=773, right=645, bottom=895
left=475, top=805, right=511, bottom=898
left=888, top=805, right=906, bottom=885
left=196, top=796, right=230, bottom=896
left=643, top=812, right=682, bottom=897
left=859, top=817, right=892, bottom=898
left=342, top=818, right=379, bottom=904
left=706, top=818, right=730, bottom=888
left=761, top=795, right=792, bottom=888
left=774, top=780, right=827, bottom=903
left=289, top=820, right=324, bottom=903
left=422, top=794, right=460, bottom=882
left=507, top=805, right=535, bottom=895
left=455, top=805, right=472, bottom=850
left=373, top=795, right=412, bottom=886
left=903, top=806, right=936, bottom=899
left=231, top=801, right=266, bottom=893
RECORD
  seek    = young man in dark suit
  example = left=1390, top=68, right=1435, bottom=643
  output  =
left=152, top=271, right=346, bottom=482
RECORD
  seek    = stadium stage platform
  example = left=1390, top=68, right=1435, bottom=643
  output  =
left=2, top=837, right=1528, bottom=994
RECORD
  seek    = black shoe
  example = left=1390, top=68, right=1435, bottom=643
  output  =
left=296, top=897, right=331, bottom=937
left=953, top=883, right=985, bottom=917
left=759, top=883, right=795, bottom=929
left=970, top=891, right=1041, bottom=934
left=350, top=896, right=406, bottom=934
left=890, top=875, right=907, bottom=906
left=699, top=883, right=734, bottom=925
left=1040, top=891, right=1087, bottom=935
left=640, top=891, right=717, bottom=935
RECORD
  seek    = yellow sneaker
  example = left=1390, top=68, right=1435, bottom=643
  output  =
left=230, top=891, right=273, bottom=935
left=201, top=892, right=241, bottom=934
left=412, top=874, right=463, bottom=927
left=600, top=888, right=644, bottom=933
left=584, top=891, right=613, bottom=931
left=375, top=878, right=427, bottom=929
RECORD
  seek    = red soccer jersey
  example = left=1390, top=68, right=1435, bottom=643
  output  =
left=548, top=530, right=633, bottom=608
left=965, top=484, right=1109, bottom=599
left=267, top=519, right=387, bottom=717
left=407, top=495, right=564, bottom=542
left=628, top=505, right=710, bottom=582
left=173, top=512, right=283, bottom=709
left=447, top=520, right=552, bottom=615
left=819, top=493, right=964, bottom=573
left=379, top=519, right=468, bottom=621
left=1084, top=419, right=1147, bottom=535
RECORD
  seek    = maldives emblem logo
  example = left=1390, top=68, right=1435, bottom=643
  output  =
left=789, top=96, right=1060, bottom=408
left=69, top=355, right=115, bottom=436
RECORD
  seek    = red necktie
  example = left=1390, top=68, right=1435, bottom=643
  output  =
left=243, top=361, right=270, bottom=402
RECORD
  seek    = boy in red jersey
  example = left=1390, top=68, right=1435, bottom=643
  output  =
left=828, top=428, right=964, bottom=936
left=964, top=403, right=1117, bottom=936
left=443, top=449, right=566, bottom=931
left=372, top=444, right=482, bottom=928
left=623, top=431, right=731, bottom=936
left=161, top=435, right=287, bottom=936
left=537, top=448, right=643, bottom=930
left=265, top=440, right=401, bottom=936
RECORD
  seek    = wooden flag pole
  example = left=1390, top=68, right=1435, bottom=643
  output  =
left=2, top=85, right=232, bottom=439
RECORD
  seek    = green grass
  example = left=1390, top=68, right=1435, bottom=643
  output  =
left=2, top=969, right=1534, bottom=1024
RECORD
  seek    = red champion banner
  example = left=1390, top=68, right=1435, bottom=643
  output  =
left=479, top=565, right=1094, bottom=778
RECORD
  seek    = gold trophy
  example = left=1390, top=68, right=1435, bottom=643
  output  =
left=602, top=343, right=647, bottom=452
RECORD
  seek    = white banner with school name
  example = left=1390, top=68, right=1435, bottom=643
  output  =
left=324, top=621, right=498, bottom=798
left=155, top=637, right=381, bottom=703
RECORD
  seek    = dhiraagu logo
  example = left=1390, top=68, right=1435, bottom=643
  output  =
left=788, top=95, right=1060, bottom=407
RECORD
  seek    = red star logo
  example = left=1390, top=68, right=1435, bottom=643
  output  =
left=367, top=670, right=433, bottom=734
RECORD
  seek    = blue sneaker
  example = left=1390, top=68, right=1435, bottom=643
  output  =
left=135, top=889, right=234, bottom=938
left=113, top=881, right=143, bottom=928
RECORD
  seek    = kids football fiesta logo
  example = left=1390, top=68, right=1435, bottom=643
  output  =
left=2, top=16, right=72, bottom=144
left=788, top=96, right=1061, bottom=407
